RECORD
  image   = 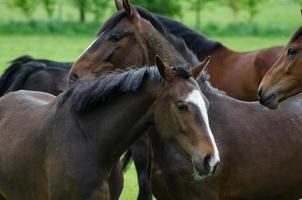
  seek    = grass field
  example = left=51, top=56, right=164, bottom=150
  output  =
left=0, top=33, right=289, bottom=199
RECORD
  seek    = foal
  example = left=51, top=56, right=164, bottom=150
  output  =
left=258, top=26, right=302, bottom=109
left=0, top=58, right=219, bottom=200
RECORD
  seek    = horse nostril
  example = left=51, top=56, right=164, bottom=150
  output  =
left=203, top=154, right=212, bottom=172
left=70, top=73, right=79, bottom=82
left=258, top=87, right=263, bottom=97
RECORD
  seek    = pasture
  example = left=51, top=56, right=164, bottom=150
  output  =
left=0, top=34, right=289, bottom=199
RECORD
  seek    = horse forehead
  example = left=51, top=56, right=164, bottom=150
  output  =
left=185, top=89, right=207, bottom=116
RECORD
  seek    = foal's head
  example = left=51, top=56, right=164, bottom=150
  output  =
left=259, top=26, right=302, bottom=109
left=154, top=56, right=220, bottom=180
left=68, top=0, right=178, bottom=86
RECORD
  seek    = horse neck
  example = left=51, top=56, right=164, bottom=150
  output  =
left=143, top=27, right=187, bottom=66
left=71, top=82, right=158, bottom=168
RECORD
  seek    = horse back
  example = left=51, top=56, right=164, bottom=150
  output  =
left=0, top=90, right=55, bottom=199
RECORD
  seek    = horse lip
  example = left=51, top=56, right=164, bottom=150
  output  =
left=259, top=93, right=277, bottom=107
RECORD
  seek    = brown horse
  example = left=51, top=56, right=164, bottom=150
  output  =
left=0, top=57, right=218, bottom=200
left=69, top=1, right=302, bottom=199
left=0, top=55, right=71, bottom=96
left=68, top=3, right=282, bottom=102
left=156, top=15, right=283, bottom=101
left=258, top=26, right=302, bottom=109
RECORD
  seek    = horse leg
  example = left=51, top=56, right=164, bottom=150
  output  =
left=131, top=133, right=153, bottom=200
left=108, top=162, right=124, bottom=200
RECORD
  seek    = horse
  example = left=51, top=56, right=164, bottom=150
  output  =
left=0, top=56, right=218, bottom=200
left=258, top=26, right=302, bottom=109
left=156, top=15, right=283, bottom=101
left=2, top=10, right=281, bottom=102
left=0, top=55, right=71, bottom=96
left=68, top=1, right=207, bottom=198
left=69, top=1, right=302, bottom=199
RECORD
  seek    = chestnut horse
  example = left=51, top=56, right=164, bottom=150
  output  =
left=0, top=55, right=71, bottom=96
left=258, top=26, right=302, bottom=109
left=156, top=15, right=283, bottom=101
left=69, top=1, right=302, bottom=199
left=0, top=57, right=218, bottom=200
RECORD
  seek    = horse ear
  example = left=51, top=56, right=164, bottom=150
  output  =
left=122, top=0, right=140, bottom=20
left=192, top=56, right=211, bottom=80
left=114, top=0, right=123, bottom=10
left=155, top=56, right=174, bottom=82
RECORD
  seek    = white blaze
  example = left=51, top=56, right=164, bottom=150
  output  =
left=185, top=89, right=220, bottom=167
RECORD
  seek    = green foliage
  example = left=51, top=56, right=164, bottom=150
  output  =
left=294, top=0, right=302, bottom=6
left=225, top=0, right=241, bottom=18
left=0, top=20, right=101, bottom=35
left=131, top=0, right=182, bottom=17
left=187, top=0, right=215, bottom=28
left=68, top=0, right=110, bottom=22
left=5, top=0, right=39, bottom=17
left=242, top=0, right=265, bottom=21
left=89, top=0, right=110, bottom=20
left=41, top=0, right=56, bottom=18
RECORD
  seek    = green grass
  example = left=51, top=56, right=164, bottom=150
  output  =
left=0, top=33, right=291, bottom=200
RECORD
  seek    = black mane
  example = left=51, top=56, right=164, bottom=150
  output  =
left=289, top=26, right=302, bottom=43
left=156, top=15, right=222, bottom=58
left=61, top=65, right=191, bottom=113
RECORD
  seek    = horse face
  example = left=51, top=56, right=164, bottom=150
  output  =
left=259, top=35, right=302, bottom=109
left=154, top=57, right=220, bottom=180
left=68, top=1, right=151, bottom=86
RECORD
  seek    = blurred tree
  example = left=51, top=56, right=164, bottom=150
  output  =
left=187, top=0, right=213, bottom=29
left=41, top=0, right=56, bottom=18
left=226, top=0, right=241, bottom=18
left=89, top=0, right=110, bottom=21
left=242, top=0, right=265, bottom=21
left=132, top=0, right=182, bottom=17
left=5, top=0, right=38, bottom=18
left=70, top=0, right=88, bottom=22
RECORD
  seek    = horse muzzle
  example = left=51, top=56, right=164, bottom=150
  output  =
left=258, top=87, right=280, bottom=109
left=192, top=154, right=220, bottom=181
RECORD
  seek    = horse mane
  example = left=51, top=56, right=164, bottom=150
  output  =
left=155, top=15, right=222, bottom=58
left=59, top=65, right=191, bottom=113
left=93, top=6, right=216, bottom=98
left=289, top=26, right=302, bottom=43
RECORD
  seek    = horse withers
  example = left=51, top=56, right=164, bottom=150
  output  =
left=0, top=57, right=219, bottom=200
left=259, top=26, right=302, bottom=109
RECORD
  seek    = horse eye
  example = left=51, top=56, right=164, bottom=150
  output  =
left=287, top=48, right=297, bottom=56
left=176, top=101, right=188, bottom=112
left=109, top=34, right=122, bottom=42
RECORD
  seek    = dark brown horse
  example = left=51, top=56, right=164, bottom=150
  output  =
left=0, top=57, right=218, bottom=200
left=258, top=26, right=302, bottom=109
left=156, top=15, right=283, bottom=101
left=69, top=2, right=302, bottom=199
left=0, top=55, right=71, bottom=96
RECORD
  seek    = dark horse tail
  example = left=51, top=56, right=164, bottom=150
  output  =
left=121, top=150, right=133, bottom=172
left=0, top=55, right=46, bottom=96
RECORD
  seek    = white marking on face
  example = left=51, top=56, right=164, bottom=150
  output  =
left=185, top=89, right=220, bottom=168
left=76, top=37, right=99, bottom=59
